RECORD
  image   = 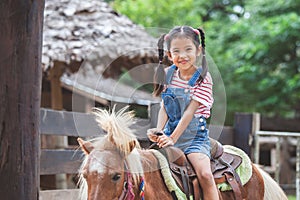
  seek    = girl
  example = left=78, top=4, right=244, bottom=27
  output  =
left=147, top=26, right=219, bottom=199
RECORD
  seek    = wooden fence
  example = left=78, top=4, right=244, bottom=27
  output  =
left=254, top=131, right=300, bottom=199
left=39, top=107, right=258, bottom=199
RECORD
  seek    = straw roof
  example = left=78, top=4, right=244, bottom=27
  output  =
left=42, top=0, right=157, bottom=73
left=42, top=0, right=160, bottom=105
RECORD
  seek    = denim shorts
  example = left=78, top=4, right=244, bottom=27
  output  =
left=169, top=116, right=211, bottom=159
left=183, top=134, right=211, bottom=159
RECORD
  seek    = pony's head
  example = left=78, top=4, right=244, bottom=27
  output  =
left=77, top=106, right=143, bottom=200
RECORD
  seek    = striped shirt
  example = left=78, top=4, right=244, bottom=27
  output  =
left=168, top=69, right=214, bottom=118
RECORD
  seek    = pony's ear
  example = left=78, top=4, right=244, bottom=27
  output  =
left=128, top=140, right=137, bottom=152
left=78, top=138, right=94, bottom=155
left=119, top=140, right=137, bottom=157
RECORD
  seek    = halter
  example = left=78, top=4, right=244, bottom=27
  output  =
left=118, top=162, right=145, bottom=200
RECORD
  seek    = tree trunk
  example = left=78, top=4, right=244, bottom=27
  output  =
left=0, top=0, right=44, bottom=199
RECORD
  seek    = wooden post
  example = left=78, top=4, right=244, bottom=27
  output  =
left=149, top=102, right=160, bottom=128
left=48, top=63, right=68, bottom=189
left=233, top=113, right=260, bottom=158
left=0, top=0, right=44, bottom=199
left=49, top=63, right=64, bottom=111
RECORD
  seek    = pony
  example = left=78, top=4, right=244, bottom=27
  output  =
left=77, top=106, right=288, bottom=200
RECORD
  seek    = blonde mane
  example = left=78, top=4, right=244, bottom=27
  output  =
left=92, top=106, right=140, bottom=154
left=78, top=106, right=143, bottom=200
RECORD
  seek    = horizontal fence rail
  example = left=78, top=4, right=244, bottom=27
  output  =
left=40, top=150, right=82, bottom=175
left=40, top=108, right=151, bottom=139
left=40, top=189, right=79, bottom=200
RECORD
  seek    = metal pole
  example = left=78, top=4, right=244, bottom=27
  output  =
left=275, top=137, right=281, bottom=183
left=296, top=137, right=300, bottom=200
left=254, top=133, right=260, bottom=164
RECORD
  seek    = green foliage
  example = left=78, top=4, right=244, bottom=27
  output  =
left=113, top=0, right=300, bottom=124
left=112, top=0, right=199, bottom=28
left=288, top=195, right=296, bottom=200
left=227, top=1, right=300, bottom=119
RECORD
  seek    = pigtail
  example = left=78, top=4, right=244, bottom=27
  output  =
left=153, top=34, right=166, bottom=96
left=197, top=27, right=208, bottom=83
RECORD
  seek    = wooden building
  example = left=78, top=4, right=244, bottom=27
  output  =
left=41, top=0, right=160, bottom=113
left=41, top=0, right=160, bottom=189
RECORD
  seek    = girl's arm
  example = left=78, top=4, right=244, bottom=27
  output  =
left=170, top=99, right=199, bottom=142
left=158, top=99, right=199, bottom=147
left=147, top=103, right=168, bottom=142
left=156, top=103, right=168, bottom=130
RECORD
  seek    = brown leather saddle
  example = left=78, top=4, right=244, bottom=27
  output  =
left=152, top=138, right=246, bottom=200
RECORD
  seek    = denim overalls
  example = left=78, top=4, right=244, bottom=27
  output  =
left=162, top=65, right=211, bottom=158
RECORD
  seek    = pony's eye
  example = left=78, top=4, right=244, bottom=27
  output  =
left=112, top=173, right=121, bottom=182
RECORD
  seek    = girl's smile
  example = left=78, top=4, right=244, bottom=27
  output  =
left=167, top=37, right=201, bottom=79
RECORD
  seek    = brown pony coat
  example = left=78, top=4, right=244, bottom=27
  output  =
left=77, top=107, right=288, bottom=200
left=78, top=143, right=279, bottom=200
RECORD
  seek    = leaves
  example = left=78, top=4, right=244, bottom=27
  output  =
left=112, top=0, right=300, bottom=122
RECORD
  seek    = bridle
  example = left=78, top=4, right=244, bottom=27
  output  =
left=118, top=161, right=145, bottom=200
left=87, top=150, right=145, bottom=200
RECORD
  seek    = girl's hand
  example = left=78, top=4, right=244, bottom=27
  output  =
left=147, top=128, right=162, bottom=142
left=157, top=134, right=174, bottom=148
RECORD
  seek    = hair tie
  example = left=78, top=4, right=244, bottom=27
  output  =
left=164, top=34, right=169, bottom=41
left=193, top=28, right=200, bottom=35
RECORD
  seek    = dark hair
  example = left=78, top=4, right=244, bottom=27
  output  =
left=153, top=26, right=207, bottom=96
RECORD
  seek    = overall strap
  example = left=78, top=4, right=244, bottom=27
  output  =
left=166, top=65, right=177, bottom=85
left=166, top=65, right=202, bottom=86
left=187, top=67, right=203, bottom=87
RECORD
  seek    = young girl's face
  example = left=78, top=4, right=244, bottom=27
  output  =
left=167, top=36, right=201, bottom=72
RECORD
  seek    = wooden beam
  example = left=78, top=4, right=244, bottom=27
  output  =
left=40, top=189, right=79, bottom=200
left=40, top=108, right=150, bottom=139
left=49, top=62, right=64, bottom=110
left=47, top=62, right=69, bottom=189
left=0, top=0, right=44, bottom=199
left=39, top=108, right=236, bottom=144
left=61, top=82, right=109, bottom=105
left=40, top=150, right=82, bottom=175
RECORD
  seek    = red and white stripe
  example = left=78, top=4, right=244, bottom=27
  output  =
left=168, top=70, right=214, bottom=118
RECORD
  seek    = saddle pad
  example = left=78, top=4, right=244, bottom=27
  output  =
left=217, top=145, right=252, bottom=192
left=150, top=149, right=189, bottom=200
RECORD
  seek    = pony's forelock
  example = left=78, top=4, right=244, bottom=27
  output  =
left=92, top=106, right=140, bottom=155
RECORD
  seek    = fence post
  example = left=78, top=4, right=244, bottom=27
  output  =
left=149, top=102, right=160, bottom=128
left=233, top=113, right=260, bottom=159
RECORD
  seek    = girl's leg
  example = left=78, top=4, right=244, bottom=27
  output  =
left=187, top=152, right=219, bottom=200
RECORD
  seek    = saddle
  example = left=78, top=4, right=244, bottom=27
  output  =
left=155, top=138, right=246, bottom=200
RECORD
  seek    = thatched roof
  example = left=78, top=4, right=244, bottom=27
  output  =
left=42, top=0, right=157, bottom=72
left=42, top=0, right=160, bottom=106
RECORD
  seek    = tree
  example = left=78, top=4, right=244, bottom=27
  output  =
left=113, top=0, right=300, bottom=123
left=214, top=0, right=300, bottom=119
left=0, top=0, right=44, bottom=199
